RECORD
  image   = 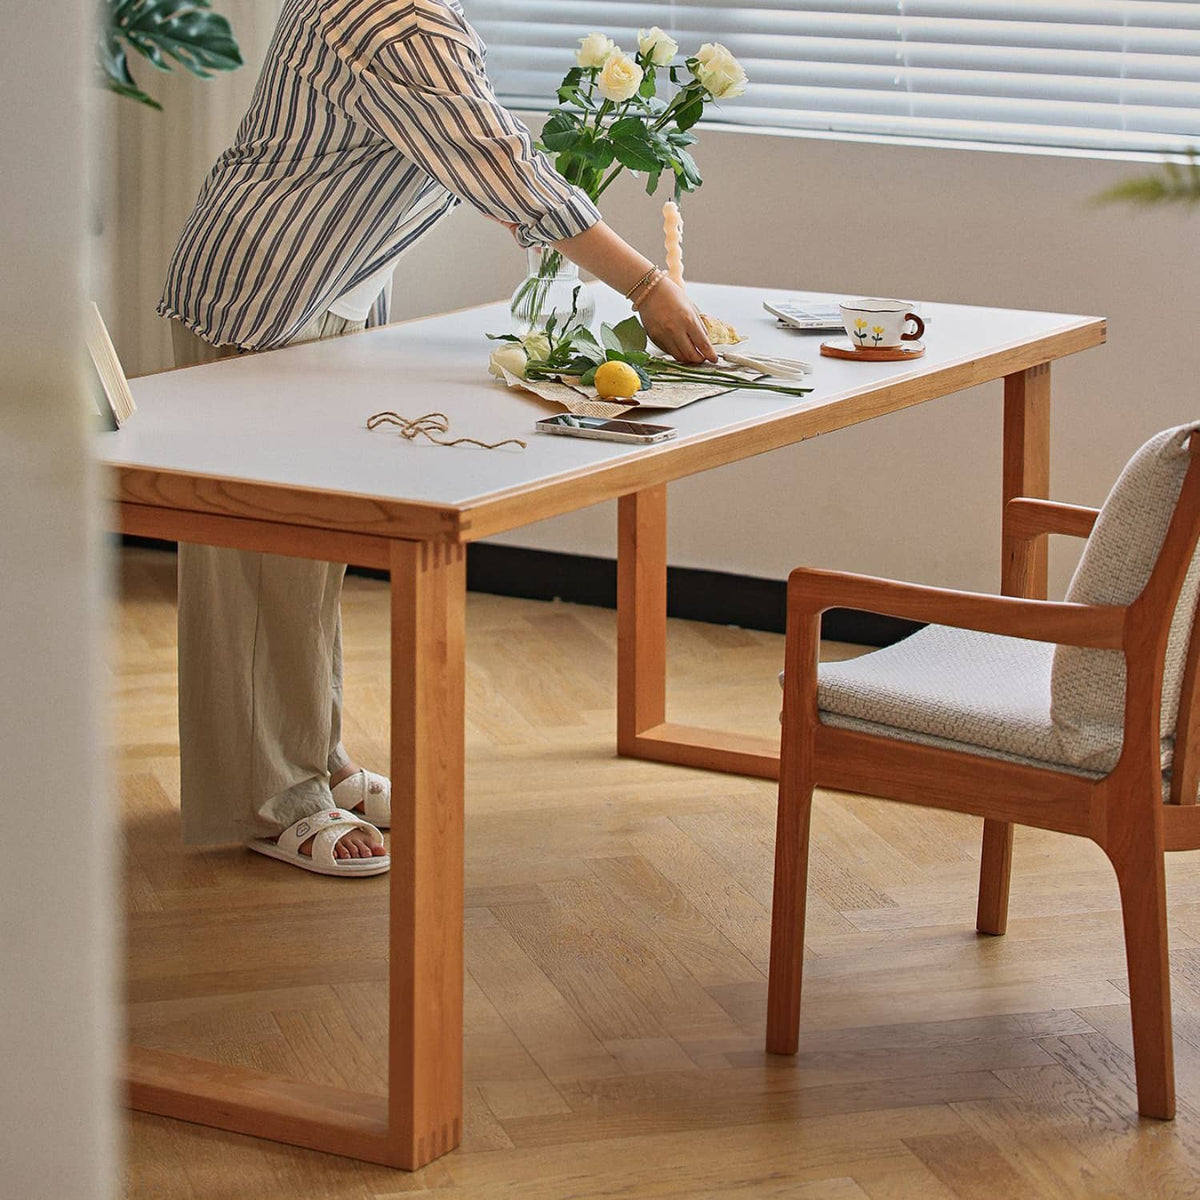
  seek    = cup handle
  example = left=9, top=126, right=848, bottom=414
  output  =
left=902, top=313, right=925, bottom=341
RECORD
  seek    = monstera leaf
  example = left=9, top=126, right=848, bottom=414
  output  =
left=99, top=0, right=242, bottom=110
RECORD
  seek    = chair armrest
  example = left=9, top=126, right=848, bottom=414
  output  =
left=787, top=567, right=1124, bottom=649
left=1005, top=498, right=1099, bottom=542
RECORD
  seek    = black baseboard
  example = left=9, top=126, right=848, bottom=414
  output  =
left=118, top=536, right=919, bottom=647
left=464, top=544, right=919, bottom=646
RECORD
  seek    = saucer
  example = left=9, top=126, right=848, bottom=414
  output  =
left=820, top=337, right=925, bottom=362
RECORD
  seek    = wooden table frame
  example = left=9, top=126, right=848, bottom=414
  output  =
left=112, top=306, right=1101, bottom=1170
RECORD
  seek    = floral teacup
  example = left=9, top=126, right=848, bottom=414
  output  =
left=839, top=299, right=925, bottom=349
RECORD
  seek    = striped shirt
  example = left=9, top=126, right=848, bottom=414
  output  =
left=158, top=0, right=600, bottom=350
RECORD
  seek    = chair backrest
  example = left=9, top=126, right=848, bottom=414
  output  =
left=1050, top=422, right=1200, bottom=774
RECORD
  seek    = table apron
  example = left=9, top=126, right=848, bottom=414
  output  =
left=116, top=500, right=395, bottom=568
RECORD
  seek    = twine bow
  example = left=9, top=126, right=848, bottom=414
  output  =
left=366, top=411, right=526, bottom=450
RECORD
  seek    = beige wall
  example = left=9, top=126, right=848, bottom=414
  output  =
left=107, top=16, right=1200, bottom=597
left=0, top=2, right=116, bottom=1198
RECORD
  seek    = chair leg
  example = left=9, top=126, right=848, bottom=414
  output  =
left=1108, top=832, right=1176, bottom=1120
left=766, top=769, right=815, bottom=1055
left=976, top=819, right=1013, bottom=935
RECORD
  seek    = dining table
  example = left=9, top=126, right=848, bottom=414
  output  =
left=100, top=282, right=1106, bottom=1169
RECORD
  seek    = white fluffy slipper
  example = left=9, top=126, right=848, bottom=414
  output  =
left=248, top=809, right=390, bottom=877
left=331, top=768, right=391, bottom=829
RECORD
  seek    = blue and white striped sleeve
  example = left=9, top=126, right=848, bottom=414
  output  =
left=353, top=25, right=600, bottom=248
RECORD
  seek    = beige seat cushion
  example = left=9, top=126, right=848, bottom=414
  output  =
left=817, top=624, right=1104, bottom=778
left=816, top=422, right=1200, bottom=781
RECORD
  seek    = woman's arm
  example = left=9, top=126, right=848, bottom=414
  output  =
left=553, top=222, right=716, bottom=364
left=352, top=7, right=715, bottom=363
left=354, top=23, right=599, bottom=245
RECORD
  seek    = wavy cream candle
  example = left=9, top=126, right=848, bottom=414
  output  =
left=662, top=200, right=684, bottom=289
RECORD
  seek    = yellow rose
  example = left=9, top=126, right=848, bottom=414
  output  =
left=597, top=51, right=643, bottom=103
left=488, top=343, right=528, bottom=380
left=693, top=42, right=748, bottom=100
left=637, top=26, right=678, bottom=67
left=576, top=32, right=615, bottom=69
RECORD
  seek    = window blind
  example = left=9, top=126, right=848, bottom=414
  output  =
left=465, top=1, right=1200, bottom=153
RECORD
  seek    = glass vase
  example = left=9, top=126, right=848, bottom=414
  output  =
left=509, top=246, right=596, bottom=335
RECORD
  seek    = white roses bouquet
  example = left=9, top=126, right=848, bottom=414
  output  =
left=538, top=28, right=748, bottom=205
left=509, top=28, right=747, bottom=329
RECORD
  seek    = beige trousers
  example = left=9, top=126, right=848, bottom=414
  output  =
left=171, top=312, right=366, bottom=843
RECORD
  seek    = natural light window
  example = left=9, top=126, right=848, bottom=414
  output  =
left=467, top=0, right=1200, bottom=153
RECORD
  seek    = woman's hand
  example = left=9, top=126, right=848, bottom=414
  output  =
left=637, top=277, right=717, bottom=364
left=550, top=223, right=717, bottom=363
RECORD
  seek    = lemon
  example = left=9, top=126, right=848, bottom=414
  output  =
left=594, top=360, right=643, bottom=400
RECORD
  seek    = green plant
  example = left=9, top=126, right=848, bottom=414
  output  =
left=99, top=0, right=242, bottom=110
left=1095, top=150, right=1200, bottom=209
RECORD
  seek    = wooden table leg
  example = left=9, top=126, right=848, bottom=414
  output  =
left=1002, top=363, right=1051, bottom=597
left=617, top=486, right=780, bottom=778
left=127, top=534, right=467, bottom=1170
left=387, top=539, right=467, bottom=1168
left=978, top=364, right=1051, bottom=935
left=617, top=486, right=668, bottom=754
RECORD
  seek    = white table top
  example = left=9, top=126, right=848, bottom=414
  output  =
left=101, top=284, right=1103, bottom=542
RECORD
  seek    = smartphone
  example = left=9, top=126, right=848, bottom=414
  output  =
left=535, top=414, right=676, bottom=444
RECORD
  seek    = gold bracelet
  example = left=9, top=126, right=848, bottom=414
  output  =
left=631, top=269, right=665, bottom=312
left=624, top=266, right=659, bottom=301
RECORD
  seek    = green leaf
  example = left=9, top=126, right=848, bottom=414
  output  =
left=612, top=316, right=647, bottom=354
left=97, top=30, right=164, bottom=107
left=557, top=66, right=583, bottom=93
left=485, top=333, right=522, bottom=342
left=609, top=115, right=652, bottom=141
left=600, top=324, right=624, bottom=353
left=639, top=66, right=656, bottom=98
left=110, top=0, right=242, bottom=76
left=553, top=152, right=591, bottom=187
left=645, top=128, right=675, bottom=160
left=541, top=111, right=582, bottom=152
left=605, top=349, right=650, bottom=370
left=102, top=73, right=163, bottom=108
left=575, top=138, right=615, bottom=170
left=568, top=328, right=602, bottom=354
left=579, top=365, right=598, bottom=386
left=612, top=139, right=661, bottom=173
left=1094, top=153, right=1200, bottom=208
left=563, top=354, right=601, bottom=373
left=608, top=115, right=663, bottom=172
left=673, top=148, right=703, bottom=191
left=102, top=0, right=242, bottom=105
left=674, top=92, right=705, bottom=131
left=644, top=170, right=662, bottom=195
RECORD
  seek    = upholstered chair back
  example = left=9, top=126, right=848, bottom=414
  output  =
left=1051, top=423, right=1200, bottom=772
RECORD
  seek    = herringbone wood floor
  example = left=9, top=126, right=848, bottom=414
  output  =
left=115, top=546, right=1200, bottom=1199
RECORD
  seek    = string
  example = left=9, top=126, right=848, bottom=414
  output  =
left=366, top=410, right=526, bottom=450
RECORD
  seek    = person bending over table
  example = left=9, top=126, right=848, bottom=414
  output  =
left=158, top=0, right=715, bottom=877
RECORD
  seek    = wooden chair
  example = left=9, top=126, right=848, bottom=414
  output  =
left=767, top=424, right=1200, bottom=1119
